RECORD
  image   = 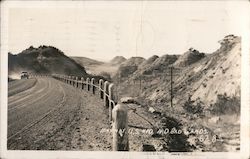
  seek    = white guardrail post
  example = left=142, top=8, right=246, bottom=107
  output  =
left=104, top=81, right=109, bottom=108
left=69, top=76, right=72, bottom=85
left=86, top=78, right=90, bottom=91
left=108, top=84, right=115, bottom=122
left=112, top=102, right=129, bottom=151
left=91, top=78, right=95, bottom=94
left=73, top=76, right=76, bottom=87
left=81, top=77, right=85, bottom=90
left=75, top=77, right=78, bottom=88
left=99, top=79, right=104, bottom=99
left=52, top=75, right=129, bottom=151
left=67, top=76, right=70, bottom=84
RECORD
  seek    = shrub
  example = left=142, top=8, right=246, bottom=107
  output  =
left=211, top=94, right=240, bottom=115
left=183, top=97, right=204, bottom=115
left=99, top=71, right=111, bottom=81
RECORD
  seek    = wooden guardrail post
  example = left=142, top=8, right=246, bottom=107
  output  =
left=104, top=81, right=109, bottom=107
left=87, top=78, right=90, bottom=91
left=81, top=77, right=85, bottom=90
left=99, top=79, right=104, bottom=99
left=76, top=77, right=78, bottom=88
left=108, top=84, right=115, bottom=121
left=64, top=75, right=67, bottom=83
left=67, top=76, right=70, bottom=84
left=91, top=78, right=95, bottom=94
left=73, top=76, right=76, bottom=87
left=112, top=103, right=129, bottom=151
left=71, top=76, right=74, bottom=85
left=69, top=76, right=72, bottom=85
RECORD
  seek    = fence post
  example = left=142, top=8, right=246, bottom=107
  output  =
left=91, top=78, right=95, bottom=94
left=104, top=81, right=109, bottom=107
left=87, top=78, right=90, bottom=91
left=67, top=76, right=70, bottom=84
left=73, top=76, right=76, bottom=87
left=76, top=77, right=78, bottom=88
left=109, top=84, right=115, bottom=121
left=112, top=103, right=129, bottom=151
left=99, top=79, right=104, bottom=99
left=72, top=76, right=74, bottom=85
left=81, top=77, right=85, bottom=90
left=69, top=76, right=72, bottom=85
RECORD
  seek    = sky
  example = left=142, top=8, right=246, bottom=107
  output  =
left=6, top=1, right=248, bottom=61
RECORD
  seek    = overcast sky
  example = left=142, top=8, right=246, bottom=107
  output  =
left=7, top=1, right=248, bottom=61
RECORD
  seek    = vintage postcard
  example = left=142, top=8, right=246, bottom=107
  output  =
left=0, top=0, right=250, bottom=159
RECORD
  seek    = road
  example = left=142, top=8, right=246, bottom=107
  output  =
left=8, top=77, right=112, bottom=150
left=8, top=77, right=238, bottom=152
left=7, top=77, right=184, bottom=151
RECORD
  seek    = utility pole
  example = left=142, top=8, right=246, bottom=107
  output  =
left=165, top=66, right=181, bottom=107
left=139, top=77, right=142, bottom=92
left=170, top=66, right=173, bottom=107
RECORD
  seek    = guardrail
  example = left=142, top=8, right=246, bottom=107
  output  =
left=51, top=74, right=129, bottom=151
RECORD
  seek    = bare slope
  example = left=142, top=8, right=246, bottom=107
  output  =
left=146, top=35, right=241, bottom=109
left=115, top=35, right=241, bottom=152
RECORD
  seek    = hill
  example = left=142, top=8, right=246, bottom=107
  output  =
left=114, top=57, right=145, bottom=78
left=136, top=54, right=178, bottom=77
left=114, top=34, right=241, bottom=151
left=71, top=56, right=104, bottom=66
left=70, top=56, right=105, bottom=75
left=110, top=56, right=127, bottom=65
left=147, top=35, right=240, bottom=106
left=173, top=48, right=205, bottom=67
left=8, top=46, right=87, bottom=78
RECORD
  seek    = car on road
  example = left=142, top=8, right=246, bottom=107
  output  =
left=20, top=71, right=29, bottom=79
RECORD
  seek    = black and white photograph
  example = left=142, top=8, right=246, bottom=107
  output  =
left=1, top=0, right=250, bottom=159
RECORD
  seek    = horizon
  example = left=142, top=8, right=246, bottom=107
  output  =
left=8, top=34, right=235, bottom=63
left=7, top=1, right=246, bottom=61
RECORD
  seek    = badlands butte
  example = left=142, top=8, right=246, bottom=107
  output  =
left=8, top=35, right=240, bottom=151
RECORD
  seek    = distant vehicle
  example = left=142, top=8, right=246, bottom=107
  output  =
left=21, top=71, right=29, bottom=79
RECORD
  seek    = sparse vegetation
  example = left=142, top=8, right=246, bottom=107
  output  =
left=183, top=97, right=204, bottom=115
left=7, top=35, right=241, bottom=152
left=98, top=71, right=111, bottom=81
left=8, top=45, right=87, bottom=77
left=211, top=94, right=240, bottom=115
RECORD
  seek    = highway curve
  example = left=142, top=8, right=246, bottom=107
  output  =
left=7, top=77, right=112, bottom=150
left=8, top=77, right=163, bottom=151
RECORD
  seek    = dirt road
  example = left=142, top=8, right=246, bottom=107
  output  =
left=8, top=77, right=112, bottom=150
